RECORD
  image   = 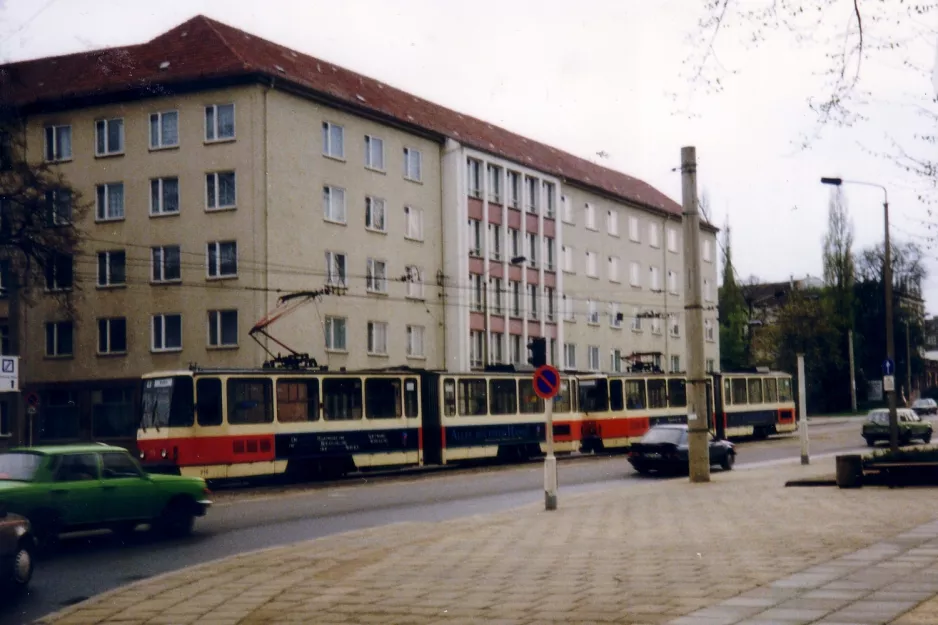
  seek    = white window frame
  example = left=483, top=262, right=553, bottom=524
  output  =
left=364, top=134, right=384, bottom=170
left=324, top=316, right=347, bottom=351
left=629, top=216, right=640, bottom=242
left=323, top=185, right=347, bottom=224
left=544, top=182, right=555, bottom=218
left=507, top=172, right=521, bottom=208
left=668, top=227, right=678, bottom=253
left=562, top=294, right=575, bottom=321
left=611, top=348, right=623, bottom=373
left=630, top=261, right=641, bottom=288
left=206, top=171, right=236, bottom=211
left=651, top=316, right=663, bottom=335
left=151, top=313, right=182, bottom=352
left=322, top=121, right=345, bottom=159
left=564, top=343, right=577, bottom=369
left=95, top=182, right=125, bottom=221
left=206, top=240, right=238, bottom=279
left=366, top=258, right=388, bottom=293
left=150, top=177, right=180, bottom=216
left=404, top=147, right=422, bottom=182
left=670, top=314, right=680, bottom=338
left=492, top=278, right=504, bottom=314
left=405, top=206, right=424, bottom=241
left=97, top=317, right=127, bottom=355
left=149, top=110, right=179, bottom=149
left=526, top=232, right=538, bottom=268
left=468, top=219, right=482, bottom=256
left=527, top=283, right=538, bottom=320
left=704, top=279, right=713, bottom=302
left=365, top=196, right=387, bottom=233
left=488, top=224, right=502, bottom=261
left=470, top=274, right=483, bottom=312
left=586, top=251, right=598, bottom=278
left=706, top=359, right=715, bottom=373
left=525, top=176, right=539, bottom=213
left=488, top=164, right=503, bottom=204
left=94, top=118, right=124, bottom=156
left=44, top=124, right=72, bottom=162
left=585, top=203, right=596, bottom=230
left=608, top=256, right=620, bottom=283
left=208, top=309, right=239, bottom=348
left=46, top=321, right=73, bottom=357
left=151, top=245, right=181, bottom=283
left=705, top=319, right=715, bottom=342
left=607, top=210, right=619, bottom=236
left=587, top=300, right=599, bottom=325
left=703, top=239, right=713, bottom=262
left=650, top=266, right=661, bottom=292
left=367, top=321, right=389, bottom=355
left=467, top=159, right=483, bottom=198
left=510, top=280, right=521, bottom=317
left=407, top=325, right=425, bottom=358
left=406, top=265, right=424, bottom=299
left=205, top=103, right=235, bottom=142
left=562, top=245, right=574, bottom=273
left=325, top=251, right=348, bottom=287
left=561, top=195, right=573, bottom=223
left=671, top=355, right=681, bottom=373
left=509, top=228, right=521, bottom=258
left=610, top=302, right=622, bottom=329
left=588, top=346, right=600, bottom=371
left=97, top=250, right=125, bottom=288
left=631, top=307, right=643, bottom=332
left=544, top=237, right=555, bottom=271
left=546, top=286, right=555, bottom=321
left=649, top=222, right=661, bottom=248
left=668, top=270, right=679, bottom=295
left=45, top=254, right=73, bottom=292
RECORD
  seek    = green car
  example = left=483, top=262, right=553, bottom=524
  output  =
left=862, top=408, right=933, bottom=447
left=0, top=443, right=212, bottom=544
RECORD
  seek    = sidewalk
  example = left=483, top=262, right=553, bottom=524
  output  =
left=34, top=457, right=938, bottom=625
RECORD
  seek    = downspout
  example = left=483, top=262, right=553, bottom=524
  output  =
left=260, top=77, right=272, bottom=363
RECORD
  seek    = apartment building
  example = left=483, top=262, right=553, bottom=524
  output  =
left=0, top=14, right=718, bottom=448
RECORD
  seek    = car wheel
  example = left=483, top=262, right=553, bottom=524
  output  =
left=7, top=538, right=33, bottom=592
left=156, top=500, right=196, bottom=538
left=720, top=452, right=735, bottom=471
left=924, top=432, right=933, bottom=444
left=865, top=437, right=876, bottom=447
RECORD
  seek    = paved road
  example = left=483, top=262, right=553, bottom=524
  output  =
left=0, top=418, right=886, bottom=625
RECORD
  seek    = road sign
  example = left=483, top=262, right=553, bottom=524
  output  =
left=24, top=391, right=39, bottom=407
left=0, top=356, right=19, bottom=392
left=533, top=365, right=561, bottom=400
left=884, top=375, right=896, bottom=393
left=882, top=359, right=895, bottom=376
left=26, top=405, right=36, bottom=416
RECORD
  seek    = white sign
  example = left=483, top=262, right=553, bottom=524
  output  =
left=0, top=356, right=19, bottom=392
left=883, top=375, right=896, bottom=393
left=688, top=412, right=698, bottom=421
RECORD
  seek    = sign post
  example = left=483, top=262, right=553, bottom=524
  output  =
left=798, top=354, right=809, bottom=465
left=534, top=364, right=561, bottom=511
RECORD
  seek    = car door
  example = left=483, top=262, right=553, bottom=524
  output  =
left=48, top=453, right=104, bottom=528
left=706, top=433, right=726, bottom=465
left=99, top=451, right=158, bottom=522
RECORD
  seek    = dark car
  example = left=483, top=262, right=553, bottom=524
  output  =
left=862, top=408, right=932, bottom=446
left=628, top=424, right=735, bottom=475
left=0, top=503, right=35, bottom=595
left=912, top=398, right=938, bottom=417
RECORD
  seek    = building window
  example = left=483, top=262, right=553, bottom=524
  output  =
left=668, top=227, right=678, bottom=252
left=326, top=251, right=347, bottom=287
left=405, top=265, right=424, bottom=299
left=467, top=159, right=482, bottom=198
left=95, top=183, right=124, bottom=221
left=207, top=241, right=238, bottom=279
left=510, top=280, right=521, bottom=317
left=97, top=318, right=127, bottom=355
left=671, top=355, right=681, bottom=373
left=97, top=250, right=125, bottom=287
left=629, top=216, right=640, bottom=242
left=607, top=210, right=619, bottom=236
left=206, top=171, right=236, bottom=210
left=366, top=258, right=388, bottom=293
left=489, top=224, right=503, bottom=260
left=45, top=321, right=73, bottom=357
left=44, top=125, right=72, bottom=161
left=407, top=325, right=425, bottom=357
left=403, top=147, right=422, bottom=181
left=44, top=253, right=73, bottom=291
left=491, top=278, right=504, bottom=314
left=324, top=316, right=347, bottom=351
left=151, top=245, right=181, bottom=283
left=704, top=279, right=713, bottom=302
left=470, top=274, right=483, bottom=312
left=528, top=283, right=538, bottom=320
left=705, top=319, right=715, bottom=342
left=205, top=104, right=235, bottom=141
left=611, top=349, right=623, bottom=373
left=630, top=261, right=641, bottom=288
left=152, top=314, right=182, bottom=352
left=489, top=165, right=503, bottom=204
left=365, top=135, right=384, bottom=169
left=610, top=302, right=622, bottom=328
left=631, top=307, right=642, bottom=332
left=525, top=176, right=539, bottom=213
left=652, top=316, right=663, bottom=335
left=365, top=196, right=386, bottom=232
left=668, top=270, right=679, bottom=294
left=95, top=118, right=124, bottom=156
left=585, top=203, right=596, bottom=229
left=149, top=111, right=179, bottom=149
left=703, top=240, right=713, bottom=262
left=46, top=189, right=71, bottom=225
left=670, top=314, right=680, bottom=338
left=564, top=344, right=576, bottom=369
left=468, top=219, right=482, bottom=256
left=490, top=332, right=504, bottom=363
left=546, top=286, right=555, bottom=321
left=587, top=300, right=599, bottom=325
left=563, top=294, right=574, bottom=321
left=323, top=185, right=347, bottom=223
left=526, top=232, right=538, bottom=267
left=609, top=256, right=620, bottom=283
left=208, top=310, right=238, bottom=347
left=367, top=321, right=388, bottom=355
left=544, top=182, right=555, bottom=217
left=150, top=177, right=180, bottom=215
left=588, top=346, right=600, bottom=371
left=650, top=266, right=661, bottom=291
left=706, top=359, right=715, bottom=373
left=510, top=334, right=522, bottom=364
left=469, top=330, right=484, bottom=368
left=405, top=206, right=424, bottom=240
left=507, top=171, right=520, bottom=208
left=322, top=121, right=344, bottom=159
left=509, top=228, right=521, bottom=258
left=562, top=245, right=574, bottom=273
left=545, top=237, right=555, bottom=271
left=586, top=251, right=598, bottom=277
left=650, top=223, right=661, bottom=248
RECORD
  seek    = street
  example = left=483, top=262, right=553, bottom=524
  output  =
left=0, top=418, right=884, bottom=625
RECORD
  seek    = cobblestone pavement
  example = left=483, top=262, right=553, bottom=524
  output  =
left=33, top=458, right=938, bottom=625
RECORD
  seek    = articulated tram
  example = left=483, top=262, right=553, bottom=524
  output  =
left=137, top=366, right=796, bottom=481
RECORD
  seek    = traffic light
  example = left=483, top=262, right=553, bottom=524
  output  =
left=527, top=337, right=547, bottom=368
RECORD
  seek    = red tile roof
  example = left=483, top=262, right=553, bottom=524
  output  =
left=1, top=15, right=712, bottom=227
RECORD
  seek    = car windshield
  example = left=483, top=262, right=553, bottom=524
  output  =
left=0, top=452, right=43, bottom=481
left=641, top=427, right=685, bottom=444
left=868, top=411, right=890, bottom=425
left=140, top=375, right=194, bottom=429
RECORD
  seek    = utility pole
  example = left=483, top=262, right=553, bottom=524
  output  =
left=906, top=320, right=912, bottom=402
left=884, top=198, right=899, bottom=452
left=680, top=146, right=709, bottom=483
left=848, top=330, right=857, bottom=413
left=798, top=354, right=809, bottom=464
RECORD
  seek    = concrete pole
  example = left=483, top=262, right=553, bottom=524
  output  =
left=906, top=320, right=912, bottom=401
left=884, top=199, right=899, bottom=452
left=680, top=146, right=710, bottom=483
left=848, top=330, right=857, bottom=413
left=482, top=283, right=488, bottom=366
left=544, top=397, right=557, bottom=510
left=798, top=354, right=809, bottom=464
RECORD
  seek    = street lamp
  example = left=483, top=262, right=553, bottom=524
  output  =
left=820, top=176, right=898, bottom=452
left=482, top=255, right=527, bottom=366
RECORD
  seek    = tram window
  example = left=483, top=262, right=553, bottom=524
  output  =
left=277, top=379, right=319, bottom=422
left=668, top=379, right=687, bottom=408
left=579, top=379, right=608, bottom=412
left=365, top=378, right=402, bottom=419
left=647, top=379, right=667, bottom=409
left=323, top=378, right=363, bottom=420
left=518, top=379, right=545, bottom=414
left=748, top=378, right=763, bottom=404
left=555, top=380, right=573, bottom=413
left=228, top=378, right=274, bottom=425
left=609, top=380, right=624, bottom=411
left=458, top=379, right=487, bottom=416
left=404, top=378, right=419, bottom=418
left=778, top=377, right=793, bottom=402
left=723, top=378, right=733, bottom=405
left=732, top=378, right=748, bottom=404
left=196, top=378, right=223, bottom=426
left=443, top=378, right=457, bottom=416
left=625, top=380, right=646, bottom=410
left=490, top=379, right=518, bottom=415
left=764, top=378, right=778, bottom=403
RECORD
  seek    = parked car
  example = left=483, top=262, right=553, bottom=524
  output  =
left=862, top=408, right=933, bottom=447
left=0, top=505, right=34, bottom=595
left=627, top=424, right=736, bottom=475
left=911, top=398, right=938, bottom=416
left=0, top=444, right=212, bottom=545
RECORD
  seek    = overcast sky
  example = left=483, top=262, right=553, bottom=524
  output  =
left=2, top=0, right=937, bottom=313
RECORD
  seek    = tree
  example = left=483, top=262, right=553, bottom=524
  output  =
left=855, top=241, right=925, bottom=299
left=717, top=217, right=748, bottom=371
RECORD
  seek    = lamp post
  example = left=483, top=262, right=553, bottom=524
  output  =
left=820, top=177, right=898, bottom=452
left=482, top=255, right=527, bottom=366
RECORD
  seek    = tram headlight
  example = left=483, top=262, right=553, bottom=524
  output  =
left=139, top=451, right=145, bottom=460
left=160, top=448, right=168, bottom=459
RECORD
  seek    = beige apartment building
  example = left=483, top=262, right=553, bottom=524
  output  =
left=0, top=14, right=718, bottom=448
